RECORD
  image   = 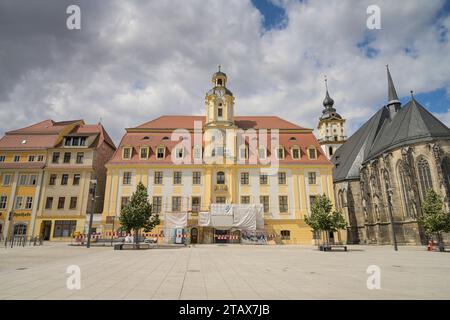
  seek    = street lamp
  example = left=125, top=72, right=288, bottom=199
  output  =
left=387, top=188, right=398, bottom=251
left=86, top=179, right=97, bottom=249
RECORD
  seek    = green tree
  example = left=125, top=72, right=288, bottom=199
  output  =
left=418, top=189, right=450, bottom=252
left=119, top=182, right=160, bottom=246
left=305, top=194, right=347, bottom=246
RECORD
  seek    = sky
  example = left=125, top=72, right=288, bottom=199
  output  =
left=0, top=0, right=449, bottom=145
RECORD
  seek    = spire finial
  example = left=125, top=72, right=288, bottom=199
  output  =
left=410, top=90, right=414, bottom=99
left=322, top=75, right=334, bottom=108
left=386, top=65, right=400, bottom=105
left=218, top=65, right=221, bottom=72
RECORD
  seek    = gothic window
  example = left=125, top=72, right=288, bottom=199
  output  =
left=417, top=157, right=433, bottom=198
left=442, top=157, right=450, bottom=193
left=398, top=162, right=411, bottom=218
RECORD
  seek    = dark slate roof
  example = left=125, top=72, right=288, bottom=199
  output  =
left=331, top=106, right=390, bottom=181
left=366, top=98, right=450, bottom=160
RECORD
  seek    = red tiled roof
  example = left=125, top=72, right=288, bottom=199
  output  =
left=109, top=115, right=329, bottom=166
left=70, top=123, right=116, bottom=149
left=134, top=115, right=307, bottom=130
left=0, top=134, right=59, bottom=150
left=0, top=120, right=116, bottom=151
left=6, top=119, right=82, bottom=134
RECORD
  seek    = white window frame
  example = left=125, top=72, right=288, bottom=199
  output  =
left=19, top=174, right=28, bottom=186
left=291, top=147, right=300, bottom=160
left=156, top=146, right=165, bottom=159
left=0, top=195, right=7, bottom=209
left=15, top=196, right=23, bottom=210
left=2, top=174, right=12, bottom=186
left=140, top=147, right=149, bottom=160
left=122, top=147, right=132, bottom=160
left=308, top=147, right=317, bottom=160
left=25, top=197, right=33, bottom=209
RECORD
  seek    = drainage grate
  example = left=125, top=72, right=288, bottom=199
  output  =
left=16, top=268, right=27, bottom=271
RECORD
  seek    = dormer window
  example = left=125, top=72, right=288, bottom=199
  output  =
left=292, top=147, right=300, bottom=160
left=258, top=147, right=266, bottom=159
left=176, top=147, right=184, bottom=159
left=64, top=136, right=87, bottom=147
left=157, top=146, right=165, bottom=159
left=289, top=137, right=297, bottom=141
left=277, top=147, right=285, bottom=160
left=308, top=147, right=317, bottom=160
left=239, top=147, right=248, bottom=160
left=140, top=147, right=149, bottom=159
left=162, top=136, right=169, bottom=141
left=142, top=136, right=150, bottom=140
left=123, top=147, right=132, bottom=159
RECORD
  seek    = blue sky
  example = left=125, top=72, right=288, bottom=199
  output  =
left=252, top=0, right=450, bottom=126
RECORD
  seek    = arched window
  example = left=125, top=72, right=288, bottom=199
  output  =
left=417, top=157, right=433, bottom=198
left=398, top=162, right=411, bottom=218
left=329, top=146, right=333, bottom=156
left=442, top=157, right=450, bottom=193
left=339, top=189, right=346, bottom=208
left=217, top=171, right=225, bottom=185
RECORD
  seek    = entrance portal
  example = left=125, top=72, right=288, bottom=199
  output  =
left=191, top=227, right=198, bottom=244
left=214, top=229, right=229, bottom=244
left=41, top=221, right=52, bottom=240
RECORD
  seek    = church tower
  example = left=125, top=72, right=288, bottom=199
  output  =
left=205, top=66, right=235, bottom=128
left=317, top=76, right=347, bottom=159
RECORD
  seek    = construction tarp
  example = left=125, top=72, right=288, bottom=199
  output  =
left=255, top=204, right=264, bottom=230
left=164, top=212, right=188, bottom=229
left=232, top=204, right=257, bottom=230
left=199, top=204, right=264, bottom=231
left=198, top=211, right=211, bottom=227
left=210, top=204, right=233, bottom=215
left=211, top=215, right=234, bottom=229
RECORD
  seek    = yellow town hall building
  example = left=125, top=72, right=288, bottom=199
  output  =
left=101, top=69, right=337, bottom=244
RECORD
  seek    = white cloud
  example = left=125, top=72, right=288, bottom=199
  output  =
left=0, top=0, right=449, bottom=143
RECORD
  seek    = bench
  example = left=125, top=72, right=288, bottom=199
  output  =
left=320, top=244, right=347, bottom=252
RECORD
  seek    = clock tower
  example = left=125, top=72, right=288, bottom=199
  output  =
left=317, top=76, right=347, bottom=159
left=205, top=66, right=235, bottom=128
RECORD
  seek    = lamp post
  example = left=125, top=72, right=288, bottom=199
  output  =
left=387, top=188, right=398, bottom=251
left=110, top=216, right=116, bottom=247
left=86, top=179, right=97, bottom=249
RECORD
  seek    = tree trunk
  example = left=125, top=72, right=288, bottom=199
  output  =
left=134, top=229, right=139, bottom=249
left=437, top=232, right=445, bottom=252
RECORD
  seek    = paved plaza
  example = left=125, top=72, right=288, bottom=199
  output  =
left=0, top=243, right=449, bottom=300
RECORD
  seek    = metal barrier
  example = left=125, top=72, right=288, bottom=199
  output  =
left=3, top=235, right=44, bottom=248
